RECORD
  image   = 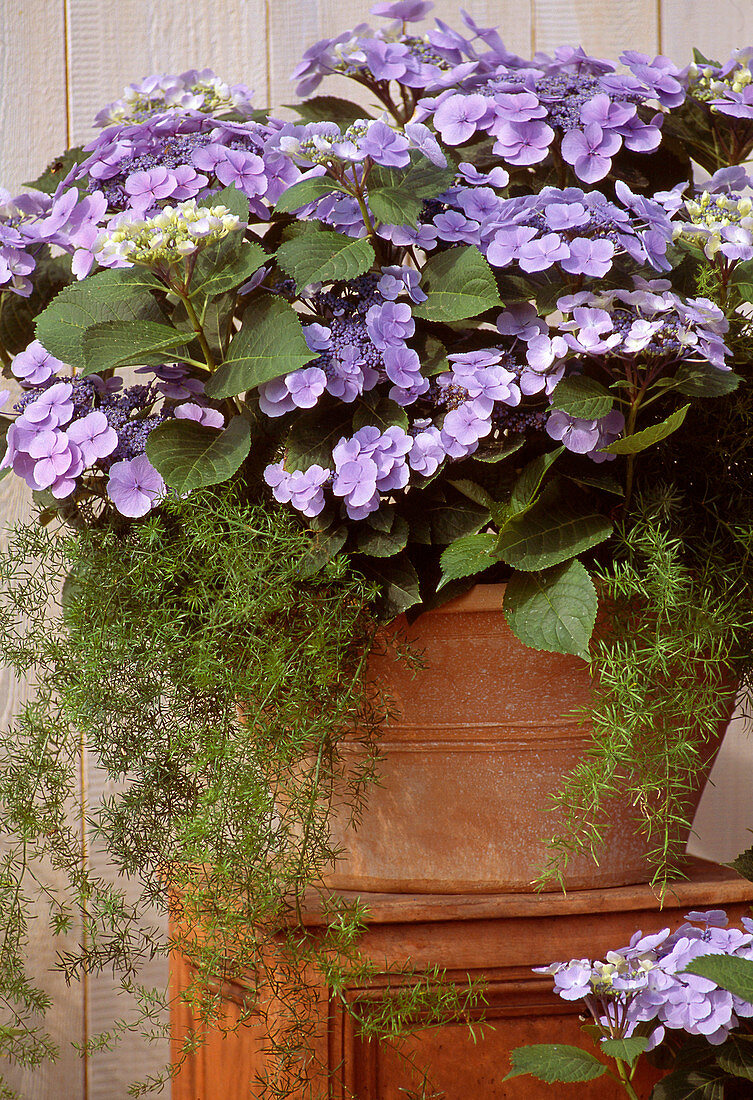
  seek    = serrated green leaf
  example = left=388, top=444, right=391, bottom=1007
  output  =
left=356, top=515, right=409, bottom=558
left=503, top=561, right=597, bottom=661
left=496, top=487, right=612, bottom=571
left=508, top=447, right=563, bottom=518
left=551, top=376, right=614, bottom=419
left=276, top=230, right=375, bottom=287
left=684, top=955, right=753, bottom=1003
left=145, top=415, right=251, bottom=493
left=601, top=404, right=690, bottom=455
left=675, top=363, right=740, bottom=398
left=438, top=533, right=497, bottom=588
left=285, top=405, right=352, bottom=472
left=274, top=176, right=351, bottom=213
left=475, top=437, right=524, bottom=464
left=298, top=526, right=348, bottom=577
left=284, top=96, right=373, bottom=126
left=428, top=496, right=491, bottom=544
left=600, top=1037, right=648, bottom=1066
left=205, top=296, right=313, bottom=398
left=413, top=246, right=501, bottom=322
left=652, top=1068, right=725, bottom=1100
left=82, top=319, right=195, bottom=375
left=211, top=184, right=252, bottom=222
left=447, top=479, right=495, bottom=508
left=35, top=268, right=166, bottom=369
left=189, top=241, right=267, bottom=301
left=715, top=1033, right=753, bottom=1081
left=505, top=1044, right=607, bottom=1084
left=729, top=844, right=753, bottom=884
left=365, top=554, right=421, bottom=617
left=368, top=157, right=455, bottom=227
left=352, top=393, right=408, bottom=433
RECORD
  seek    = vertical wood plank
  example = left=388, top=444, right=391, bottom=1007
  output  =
left=268, top=1, right=533, bottom=113
left=0, top=0, right=68, bottom=190
left=661, top=0, right=753, bottom=65
left=66, top=0, right=268, bottom=146
left=533, top=0, right=659, bottom=59
left=0, top=379, right=86, bottom=1100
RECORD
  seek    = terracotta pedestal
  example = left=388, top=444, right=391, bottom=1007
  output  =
left=171, top=859, right=753, bottom=1100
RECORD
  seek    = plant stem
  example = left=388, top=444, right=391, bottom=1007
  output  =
left=175, top=286, right=217, bottom=372
left=613, top=1059, right=640, bottom=1100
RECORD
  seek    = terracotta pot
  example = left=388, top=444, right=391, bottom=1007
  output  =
left=323, top=584, right=729, bottom=894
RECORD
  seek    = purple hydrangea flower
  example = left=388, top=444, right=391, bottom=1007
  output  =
left=11, top=340, right=64, bottom=385
left=66, top=410, right=119, bottom=464
left=106, top=454, right=165, bottom=517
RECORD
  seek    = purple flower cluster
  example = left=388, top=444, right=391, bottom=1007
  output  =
left=537, top=910, right=753, bottom=1048
left=93, top=69, right=256, bottom=127
left=418, top=47, right=682, bottom=183
left=687, top=47, right=753, bottom=120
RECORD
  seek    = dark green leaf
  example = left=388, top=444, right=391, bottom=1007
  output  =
left=274, top=176, right=351, bottom=213
left=600, top=1037, right=648, bottom=1066
left=35, top=268, right=165, bottom=369
left=551, top=376, right=614, bottom=419
left=365, top=554, right=421, bottom=617
left=684, top=955, right=753, bottom=1004
left=652, top=1068, right=725, bottom=1100
left=715, top=1033, right=753, bottom=1081
left=211, top=184, right=252, bottom=222
left=504, top=1044, right=607, bottom=1084
left=276, top=230, right=375, bottom=287
left=298, top=526, right=348, bottom=577
left=284, top=96, right=373, bottom=126
left=82, top=319, right=195, bottom=375
left=352, top=393, right=409, bottom=433
left=428, top=496, right=491, bottom=544
left=503, top=561, right=597, bottom=661
left=447, top=479, right=494, bottom=508
left=368, top=158, right=455, bottom=227
left=413, top=246, right=501, bottom=322
left=438, top=532, right=497, bottom=588
left=732, top=259, right=753, bottom=303
left=0, top=250, right=73, bottom=355
left=601, top=405, right=690, bottom=455
left=675, top=363, right=740, bottom=398
left=507, top=447, right=563, bottom=518
left=205, top=295, right=313, bottom=397
left=496, top=488, right=612, bottom=571
left=145, top=415, right=251, bottom=493
left=285, top=405, right=352, bottom=472
left=729, top=844, right=753, bottom=884
left=356, top=515, right=409, bottom=558
left=189, top=241, right=266, bottom=301
left=474, top=437, right=524, bottom=464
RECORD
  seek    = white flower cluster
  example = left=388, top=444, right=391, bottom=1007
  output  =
left=688, top=57, right=753, bottom=101
left=93, top=200, right=242, bottom=268
left=676, top=190, right=753, bottom=260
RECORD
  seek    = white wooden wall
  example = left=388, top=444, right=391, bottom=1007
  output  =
left=2, top=1, right=753, bottom=1097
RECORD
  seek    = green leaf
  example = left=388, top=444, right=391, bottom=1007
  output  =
left=276, top=230, right=375, bottom=287
left=352, top=393, right=408, bottom=433
left=715, top=1033, right=753, bottom=1081
left=368, top=157, right=455, bottom=227
left=356, top=516, right=409, bottom=558
left=365, top=555, right=421, bottom=617
left=0, top=250, right=72, bottom=355
left=413, top=246, right=501, bottom=322
left=504, top=1044, right=607, bottom=1084
left=298, top=526, right=348, bottom=577
left=211, top=184, right=252, bottom=222
left=675, top=363, right=740, bottom=398
left=428, top=496, right=491, bottom=544
left=731, top=259, right=753, bottom=302
left=285, top=405, right=353, bottom=472
left=274, top=177, right=351, bottom=213
left=205, top=295, right=313, bottom=398
left=600, top=1037, right=648, bottom=1066
left=729, top=844, right=753, bottom=884
left=447, top=479, right=494, bottom=508
left=507, top=447, right=563, bottom=519
left=145, top=415, right=251, bottom=493
left=495, top=487, right=612, bottom=571
left=82, top=319, right=196, bottom=375
left=475, top=437, right=524, bottom=464
left=684, top=955, right=753, bottom=1003
left=189, top=241, right=267, bottom=301
left=503, top=561, right=597, bottom=661
left=601, top=405, right=690, bottom=455
left=284, top=96, right=373, bottom=126
left=652, top=1068, right=725, bottom=1100
left=438, top=533, right=497, bottom=589
left=551, top=376, right=614, bottom=419
left=35, top=268, right=165, bottom=369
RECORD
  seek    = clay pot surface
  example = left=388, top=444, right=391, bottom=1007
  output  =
left=324, top=584, right=727, bottom=894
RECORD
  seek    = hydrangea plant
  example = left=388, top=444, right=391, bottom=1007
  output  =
left=2, top=2, right=753, bottom=657
left=508, top=905, right=753, bottom=1098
